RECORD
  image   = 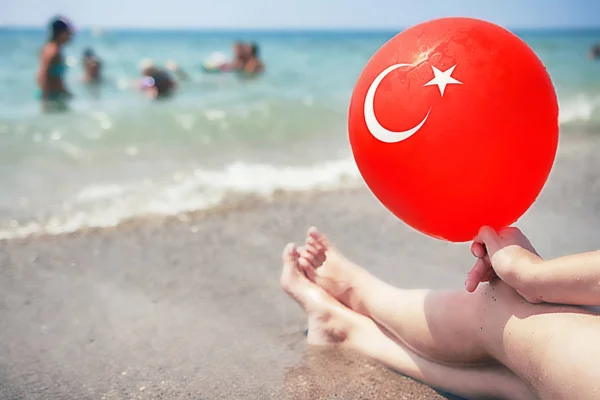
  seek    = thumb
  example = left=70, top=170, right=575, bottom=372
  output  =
left=475, top=226, right=502, bottom=258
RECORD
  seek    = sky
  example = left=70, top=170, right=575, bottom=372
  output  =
left=1, top=0, right=599, bottom=30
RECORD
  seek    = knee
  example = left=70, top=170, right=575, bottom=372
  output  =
left=472, top=280, right=525, bottom=321
left=475, top=280, right=521, bottom=302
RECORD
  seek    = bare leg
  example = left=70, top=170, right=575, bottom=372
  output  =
left=298, top=228, right=600, bottom=399
left=297, top=228, right=492, bottom=365
left=280, top=243, right=534, bottom=400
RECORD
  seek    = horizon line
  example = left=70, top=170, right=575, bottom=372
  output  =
left=1, top=24, right=600, bottom=32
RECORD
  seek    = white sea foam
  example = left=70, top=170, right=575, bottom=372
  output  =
left=0, top=159, right=361, bottom=240
left=559, top=93, right=600, bottom=125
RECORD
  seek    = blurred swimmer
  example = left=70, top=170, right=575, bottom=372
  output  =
left=82, top=48, right=102, bottom=83
left=242, top=42, right=264, bottom=75
left=37, top=16, right=74, bottom=111
left=137, top=58, right=177, bottom=99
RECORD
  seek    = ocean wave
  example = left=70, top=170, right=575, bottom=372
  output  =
left=0, top=159, right=361, bottom=240
left=559, top=93, right=600, bottom=125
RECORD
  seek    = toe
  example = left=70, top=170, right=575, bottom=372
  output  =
left=304, top=242, right=320, bottom=257
left=299, top=247, right=318, bottom=268
left=308, top=227, right=332, bottom=250
left=280, top=243, right=303, bottom=292
left=281, top=243, right=319, bottom=310
left=306, top=235, right=325, bottom=252
left=281, top=240, right=358, bottom=345
left=298, top=253, right=316, bottom=273
left=282, top=242, right=299, bottom=267
left=299, top=256, right=317, bottom=281
left=304, top=242, right=327, bottom=267
left=307, top=226, right=319, bottom=235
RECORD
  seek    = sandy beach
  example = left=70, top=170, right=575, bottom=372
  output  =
left=0, top=133, right=599, bottom=399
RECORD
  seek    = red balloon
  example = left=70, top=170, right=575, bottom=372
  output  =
left=348, top=17, right=558, bottom=242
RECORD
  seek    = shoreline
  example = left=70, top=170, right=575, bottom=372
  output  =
left=1, top=130, right=598, bottom=244
left=0, top=185, right=366, bottom=243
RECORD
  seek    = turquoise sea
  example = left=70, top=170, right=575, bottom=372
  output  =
left=0, top=27, right=599, bottom=238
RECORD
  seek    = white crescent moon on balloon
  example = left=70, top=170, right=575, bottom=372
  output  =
left=364, top=64, right=431, bottom=144
left=363, top=63, right=462, bottom=144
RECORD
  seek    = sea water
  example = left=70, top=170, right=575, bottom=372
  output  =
left=0, top=28, right=598, bottom=238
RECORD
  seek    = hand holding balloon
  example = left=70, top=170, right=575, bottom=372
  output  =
left=466, top=226, right=543, bottom=303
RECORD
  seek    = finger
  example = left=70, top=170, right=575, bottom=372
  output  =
left=465, top=258, right=490, bottom=293
left=478, top=255, right=493, bottom=277
left=481, top=264, right=498, bottom=282
left=475, top=226, right=502, bottom=257
left=486, top=271, right=498, bottom=282
left=470, top=241, right=487, bottom=258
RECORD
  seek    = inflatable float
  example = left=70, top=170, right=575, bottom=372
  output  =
left=201, top=52, right=233, bottom=73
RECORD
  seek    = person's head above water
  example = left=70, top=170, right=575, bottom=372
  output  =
left=83, top=48, right=95, bottom=59
left=249, top=42, right=260, bottom=58
left=49, top=16, right=72, bottom=44
left=233, top=41, right=246, bottom=59
left=590, top=44, right=600, bottom=60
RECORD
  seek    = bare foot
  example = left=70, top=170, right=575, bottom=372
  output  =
left=296, top=227, right=376, bottom=315
left=280, top=243, right=371, bottom=346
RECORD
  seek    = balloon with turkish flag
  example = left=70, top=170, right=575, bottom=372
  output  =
left=348, top=17, right=559, bottom=242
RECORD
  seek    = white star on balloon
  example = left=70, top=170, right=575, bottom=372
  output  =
left=424, top=65, right=462, bottom=96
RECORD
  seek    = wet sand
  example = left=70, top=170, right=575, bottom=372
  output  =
left=0, top=133, right=599, bottom=399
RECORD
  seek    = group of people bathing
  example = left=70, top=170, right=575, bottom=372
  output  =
left=136, top=41, right=263, bottom=99
left=37, top=16, right=265, bottom=110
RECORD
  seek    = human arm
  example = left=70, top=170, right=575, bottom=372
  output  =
left=514, top=250, right=600, bottom=306
left=466, top=226, right=600, bottom=306
left=37, top=47, right=56, bottom=100
left=465, top=227, right=543, bottom=303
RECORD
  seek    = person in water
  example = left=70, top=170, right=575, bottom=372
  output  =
left=37, top=16, right=73, bottom=111
left=589, top=44, right=600, bottom=60
left=82, top=48, right=102, bottom=84
left=217, top=41, right=262, bottom=74
left=281, top=225, right=600, bottom=399
left=231, top=40, right=248, bottom=70
left=242, top=42, right=264, bottom=75
left=165, top=60, right=189, bottom=81
left=138, top=59, right=177, bottom=99
left=209, top=41, right=247, bottom=72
